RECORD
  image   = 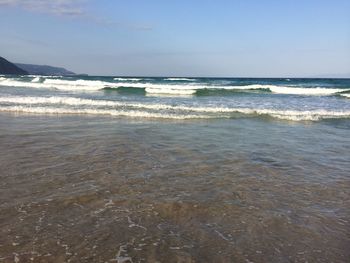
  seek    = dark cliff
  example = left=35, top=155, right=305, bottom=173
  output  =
left=0, top=57, right=28, bottom=75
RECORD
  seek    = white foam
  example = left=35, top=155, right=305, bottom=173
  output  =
left=251, top=109, right=350, bottom=121
left=165, top=78, right=196, bottom=81
left=114, top=82, right=200, bottom=95
left=0, top=78, right=195, bottom=93
left=114, top=82, right=247, bottom=92
left=43, top=79, right=113, bottom=88
left=0, top=95, right=248, bottom=112
left=143, top=83, right=349, bottom=96
left=31, top=77, right=42, bottom=83
left=0, top=77, right=348, bottom=96
left=340, top=94, right=350, bottom=98
left=244, top=85, right=348, bottom=95
left=0, top=96, right=117, bottom=106
left=1, top=95, right=349, bottom=121
left=145, top=87, right=197, bottom=95
left=0, top=78, right=114, bottom=91
left=0, top=95, right=213, bottom=111
left=0, top=105, right=208, bottom=119
left=113, top=78, right=144, bottom=81
left=0, top=78, right=236, bottom=93
left=114, top=82, right=197, bottom=89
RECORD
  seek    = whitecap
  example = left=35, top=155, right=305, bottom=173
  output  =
left=165, top=78, right=196, bottom=81
left=113, top=78, right=144, bottom=81
left=1, top=95, right=349, bottom=121
left=266, top=85, right=347, bottom=95
left=1, top=77, right=348, bottom=97
left=31, top=77, right=43, bottom=83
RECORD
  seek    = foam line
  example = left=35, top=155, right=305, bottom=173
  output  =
left=165, top=78, right=196, bottom=81
left=0, top=105, right=209, bottom=119
left=1, top=95, right=349, bottom=121
left=113, top=78, right=145, bottom=81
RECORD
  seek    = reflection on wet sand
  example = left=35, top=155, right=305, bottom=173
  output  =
left=0, top=114, right=349, bottom=262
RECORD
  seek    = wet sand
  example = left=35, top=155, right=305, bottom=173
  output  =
left=0, top=113, right=349, bottom=262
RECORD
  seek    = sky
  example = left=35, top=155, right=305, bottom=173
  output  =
left=0, top=0, right=349, bottom=77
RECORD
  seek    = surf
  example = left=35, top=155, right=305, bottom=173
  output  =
left=1, top=76, right=349, bottom=96
left=1, top=95, right=350, bottom=121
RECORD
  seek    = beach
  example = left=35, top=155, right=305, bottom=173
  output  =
left=0, top=110, right=349, bottom=262
left=2, top=0, right=349, bottom=261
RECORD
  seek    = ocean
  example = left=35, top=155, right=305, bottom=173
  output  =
left=0, top=76, right=350, bottom=121
left=0, top=75, right=349, bottom=262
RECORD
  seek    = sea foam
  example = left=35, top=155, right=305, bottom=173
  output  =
left=1, top=95, right=349, bottom=121
left=0, top=77, right=348, bottom=96
left=0, top=105, right=208, bottom=119
left=113, top=78, right=144, bottom=81
left=165, top=78, right=196, bottom=81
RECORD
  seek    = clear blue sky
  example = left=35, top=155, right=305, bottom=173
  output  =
left=1, top=0, right=349, bottom=77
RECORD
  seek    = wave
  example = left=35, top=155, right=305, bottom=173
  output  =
left=145, top=87, right=196, bottom=95
left=31, top=77, right=44, bottom=83
left=112, top=82, right=265, bottom=95
left=113, top=78, right=145, bottom=81
left=340, top=94, right=350, bottom=98
left=0, top=95, right=235, bottom=111
left=251, top=109, right=350, bottom=121
left=0, top=78, right=114, bottom=91
left=43, top=79, right=113, bottom=89
left=1, top=104, right=348, bottom=121
left=0, top=105, right=208, bottom=119
left=1, top=95, right=349, bottom=121
left=0, top=77, right=349, bottom=96
left=165, top=78, right=196, bottom=81
left=257, top=85, right=348, bottom=95
left=31, top=77, right=41, bottom=82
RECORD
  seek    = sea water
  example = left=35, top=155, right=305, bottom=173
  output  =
left=0, top=75, right=350, bottom=121
left=0, top=75, right=349, bottom=262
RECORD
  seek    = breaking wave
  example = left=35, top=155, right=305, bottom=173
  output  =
left=1, top=95, right=349, bottom=121
left=0, top=77, right=349, bottom=96
left=165, top=78, right=197, bottom=81
left=0, top=105, right=208, bottom=119
left=113, top=78, right=145, bottom=81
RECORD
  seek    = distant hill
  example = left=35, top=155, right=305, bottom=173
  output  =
left=16, top=63, right=75, bottom=76
left=0, top=56, right=28, bottom=75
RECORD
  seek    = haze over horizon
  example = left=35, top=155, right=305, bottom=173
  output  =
left=1, top=0, right=349, bottom=77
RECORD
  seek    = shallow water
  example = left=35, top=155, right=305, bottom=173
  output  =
left=0, top=113, right=349, bottom=262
